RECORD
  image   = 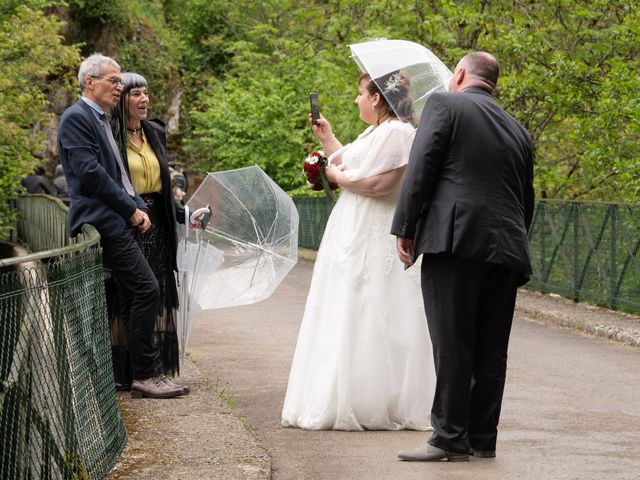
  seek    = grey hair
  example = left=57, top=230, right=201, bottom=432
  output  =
left=121, top=72, right=148, bottom=95
left=78, top=54, right=120, bottom=90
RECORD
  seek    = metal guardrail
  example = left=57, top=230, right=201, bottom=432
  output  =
left=0, top=195, right=126, bottom=480
left=0, top=195, right=100, bottom=268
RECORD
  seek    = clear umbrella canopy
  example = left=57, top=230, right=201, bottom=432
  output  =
left=349, top=39, right=452, bottom=124
left=176, top=165, right=299, bottom=360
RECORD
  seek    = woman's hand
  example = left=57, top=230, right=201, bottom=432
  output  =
left=309, top=113, right=333, bottom=144
left=189, top=212, right=206, bottom=229
left=324, top=164, right=345, bottom=184
left=308, top=112, right=342, bottom=158
left=130, top=208, right=151, bottom=233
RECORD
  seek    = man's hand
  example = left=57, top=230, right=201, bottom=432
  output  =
left=396, top=236, right=415, bottom=267
left=129, top=209, right=151, bottom=233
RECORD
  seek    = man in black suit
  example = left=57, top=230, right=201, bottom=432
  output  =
left=57, top=54, right=183, bottom=398
left=392, top=52, right=534, bottom=461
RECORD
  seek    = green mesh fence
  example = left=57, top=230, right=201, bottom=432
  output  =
left=293, top=197, right=334, bottom=250
left=1, top=195, right=127, bottom=480
left=528, top=200, right=640, bottom=314
left=295, top=197, right=640, bottom=314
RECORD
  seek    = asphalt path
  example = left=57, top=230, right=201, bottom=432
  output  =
left=189, top=261, right=640, bottom=480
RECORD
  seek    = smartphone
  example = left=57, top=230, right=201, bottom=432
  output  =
left=309, top=92, right=320, bottom=126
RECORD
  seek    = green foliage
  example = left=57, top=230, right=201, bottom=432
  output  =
left=183, top=0, right=640, bottom=201
left=116, top=2, right=183, bottom=118
left=2, top=0, right=639, bottom=236
left=187, top=36, right=360, bottom=190
left=183, top=0, right=391, bottom=192
left=481, top=0, right=640, bottom=200
left=0, top=5, right=79, bottom=236
left=163, top=0, right=231, bottom=75
left=67, top=0, right=131, bottom=27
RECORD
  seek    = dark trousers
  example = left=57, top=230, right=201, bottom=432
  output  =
left=421, top=253, right=520, bottom=454
left=102, top=228, right=161, bottom=380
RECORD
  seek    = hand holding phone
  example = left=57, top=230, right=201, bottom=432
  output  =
left=309, top=92, right=320, bottom=126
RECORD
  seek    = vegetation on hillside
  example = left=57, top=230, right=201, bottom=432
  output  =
left=1, top=0, right=639, bottom=234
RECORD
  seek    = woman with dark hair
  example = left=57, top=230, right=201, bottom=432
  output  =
left=281, top=72, right=435, bottom=430
left=108, top=72, right=188, bottom=394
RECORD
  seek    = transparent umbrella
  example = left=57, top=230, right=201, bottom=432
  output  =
left=349, top=38, right=453, bottom=124
left=176, top=165, right=299, bottom=361
left=328, top=39, right=453, bottom=166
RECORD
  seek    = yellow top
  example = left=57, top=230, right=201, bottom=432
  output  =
left=127, top=130, right=162, bottom=194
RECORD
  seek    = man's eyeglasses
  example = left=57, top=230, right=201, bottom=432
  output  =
left=91, top=76, right=123, bottom=86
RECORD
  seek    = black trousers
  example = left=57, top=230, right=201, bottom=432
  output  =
left=420, top=253, right=520, bottom=454
left=102, top=227, right=161, bottom=380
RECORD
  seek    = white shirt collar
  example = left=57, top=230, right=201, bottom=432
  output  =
left=81, top=96, right=105, bottom=116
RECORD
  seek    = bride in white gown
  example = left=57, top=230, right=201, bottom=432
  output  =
left=281, top=72, right=436, bottom=431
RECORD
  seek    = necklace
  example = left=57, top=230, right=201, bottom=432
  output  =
left=127, top=125, right=142, bottom=133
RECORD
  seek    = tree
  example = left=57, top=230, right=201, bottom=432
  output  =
left=0, top=3, right=78, bottom=236
left=182, top=0, right=640, bottom=201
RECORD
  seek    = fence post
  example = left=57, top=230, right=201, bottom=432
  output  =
left=609, top=205, right=617, bottom=309
left=572, top=203, right=579, bottom=302
left=539, top=202, right=547, bottom=293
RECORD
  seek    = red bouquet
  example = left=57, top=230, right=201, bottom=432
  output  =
left=303, top=151, right=338, bottom=204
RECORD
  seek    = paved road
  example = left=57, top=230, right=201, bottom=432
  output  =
left=189, top=261, right=640, bottom=480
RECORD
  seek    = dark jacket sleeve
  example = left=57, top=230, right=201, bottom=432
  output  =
left=134, top=193, right=147, bottom=211
left=39, top=177, right=53, bottom=195
left=391, top=93, right=452, bottom=238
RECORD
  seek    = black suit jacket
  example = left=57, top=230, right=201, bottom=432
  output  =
left=391, top=88, right=534, bottom=281
left=57, top=99, right=146, bottom=238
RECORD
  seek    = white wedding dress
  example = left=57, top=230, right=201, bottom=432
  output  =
left=281, top=120, right=436, bottom=431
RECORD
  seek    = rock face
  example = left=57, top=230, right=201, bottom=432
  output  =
left=46, top=5, right=121, bottom=165
left=165, top=83, right=183, bottom=137
left=44, top=6, right=185, bottom=169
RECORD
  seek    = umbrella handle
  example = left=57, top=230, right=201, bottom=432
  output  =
left=190, top=206, right=212, bottom=227
left=184, top=205, right=189, bottom=239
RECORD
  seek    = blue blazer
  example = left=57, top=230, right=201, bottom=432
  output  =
left=57, top=99, right=146, bottom=238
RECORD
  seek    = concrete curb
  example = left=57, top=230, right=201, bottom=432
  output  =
left=516, top=289, right=640, bottom=349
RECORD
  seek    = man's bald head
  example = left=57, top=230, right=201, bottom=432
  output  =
left=449, top=52, right=500, bottom=94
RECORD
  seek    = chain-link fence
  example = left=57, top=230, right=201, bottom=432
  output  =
left=1, top=195, right=126, bottom=480
left=295, top=197, right=640, bottom=314
left=528, top=200, right=640, bottom=314
left=294, top=197, right=333, bottom=250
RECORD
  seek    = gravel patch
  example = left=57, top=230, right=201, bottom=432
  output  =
left=107, top=359, right=271, bottom=480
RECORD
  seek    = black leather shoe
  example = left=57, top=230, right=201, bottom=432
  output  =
left=471, top=449, right=496, bottom=458
left=398, top=445, right=469, bottom=462
left=114, top=382, right=130, bottom=392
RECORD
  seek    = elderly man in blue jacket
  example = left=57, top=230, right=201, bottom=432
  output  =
left=58, top=54, right=183, bottom=399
